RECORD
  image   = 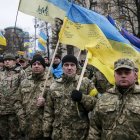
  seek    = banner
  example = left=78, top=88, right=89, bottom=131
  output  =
left=19, top=0, right=70, bottom=23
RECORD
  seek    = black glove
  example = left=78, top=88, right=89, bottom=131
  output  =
left=44, top=137, right=52, bottom=140
left=71, top=90, right=82, bottom=102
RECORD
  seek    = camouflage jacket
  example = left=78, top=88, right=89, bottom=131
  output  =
left=16, top=72, right=53, bottom=138
left=43, top=75, right=96, bottom=140
left=0, top=66, right=26, bottom=114
left=87, top=85, right=140, bottom=140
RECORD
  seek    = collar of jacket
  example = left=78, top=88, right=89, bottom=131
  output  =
left=56, top=74, right=79, bottom=83
left=31, top=72, right=45, bottom=81
left=107, top=84, right=140, bottom=95
left=5, top=65, right=21, bottom=72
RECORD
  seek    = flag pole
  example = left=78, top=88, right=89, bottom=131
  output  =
left=77, top=49, right=81, bottom=61
left=14, top=0, right=21, bottom=29
left=76, top=51, right=88, bottom=90
left=40, top=40, right=60, bottom=97
left=76, top=51, right=88, bottom=118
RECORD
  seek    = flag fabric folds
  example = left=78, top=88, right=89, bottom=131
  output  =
left=0, top=32, right=6, bottom=46
left=59, top=4, right=140, bottom=84
left=121, top=28, right=140, bottom=49
left=107, top=15, right=140, bottom=49
left=19, top=0, right=70, bottom=23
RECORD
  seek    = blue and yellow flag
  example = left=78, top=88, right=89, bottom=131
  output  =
left=0, top=32, right=6, bottom=46
left=19, top=0, right=70, bottom=23
left=59, top=4, right=140, bottom=84
left=38, top=31, right=47, bottom=51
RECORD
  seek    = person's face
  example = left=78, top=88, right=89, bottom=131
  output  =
left=4, top=59, right=16, bottom=68
left=44, top=58, right=49, bottom=64
left=19, top=60, right=27, bottom=68
left=63, top=62, right=77, bottom=77
left=32, top=61, right=45, bottom=74
left=114, top=68, right=137, bottom=88
left=0, top=62, right=4, bottom=67
left=16, top=58, right=20, bottom=63
left=53, top=57, right=61, bottom=65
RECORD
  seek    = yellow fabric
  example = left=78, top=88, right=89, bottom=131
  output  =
left=89, top=88, right=98, bottom=96
left=59, top=17, right=140, bottom=84
left=17, top=51, right=25, bottom=55
left=38, top=38, right=47, bottom=47
left=0, top=35, right=6, bottom=46
left=19, top=0, right=65, bottom=23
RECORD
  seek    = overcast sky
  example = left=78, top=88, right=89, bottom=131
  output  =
left=0, top=0, right=35, bottom=34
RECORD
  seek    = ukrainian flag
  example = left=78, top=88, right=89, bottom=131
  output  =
left=0, top=32, right=6, bottom=46
left=38, top=31, right=47, bottom=51
left=59, top=4, right=140, bottom=84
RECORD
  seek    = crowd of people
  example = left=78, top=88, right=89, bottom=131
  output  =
left=0, top=52, right=139, bottom=140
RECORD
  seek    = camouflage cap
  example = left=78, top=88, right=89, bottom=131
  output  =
left=19, top=56, right=28, bottom=61
left=114, top=58, right=135, bottom=71
left=3, top=53, right=16, bottom=60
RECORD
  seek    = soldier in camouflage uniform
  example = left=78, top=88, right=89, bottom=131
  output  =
left=43, top=54, right=96, bottom=140
left=0, top=53, right=26, bottom=140
left=87, top=58, right=140, bottom=140
left=16, top=55, right=53, bottom=140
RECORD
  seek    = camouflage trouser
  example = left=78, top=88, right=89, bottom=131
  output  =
left=0, top=114, right=22, bottom=140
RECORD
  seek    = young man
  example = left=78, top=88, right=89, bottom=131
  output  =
left=87, top=58, right=140, bottom=140
left=43, top=54, right=96, bottom=140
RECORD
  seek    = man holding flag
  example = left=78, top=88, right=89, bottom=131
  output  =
left=43, top=54, right=96, bottom=140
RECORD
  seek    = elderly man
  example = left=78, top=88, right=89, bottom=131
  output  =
left=87, top=58, right=140, bottom=140
left=0, top=53, right=26, bottom=139
left=16, top=55, right=53, bottom=139
left=43, top=54, right=96, bottom=140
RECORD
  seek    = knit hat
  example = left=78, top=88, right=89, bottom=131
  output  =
left=31, top=55, right=46, bottom=68
left=62, top=54, right=78, bottom=67
left=114, top=58, right=135, bottom=71
left=55, top=54, right=61, bottom=60
left=3, top=53, right=16, bottom=61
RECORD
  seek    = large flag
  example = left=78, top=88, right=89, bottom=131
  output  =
left=59, top=4, right=140, bottom=84
left=0, top=32, right=6, bottom=46
left=19, top=0, right=70, bottom=23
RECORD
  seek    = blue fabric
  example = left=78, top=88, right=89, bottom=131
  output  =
left=38, top=42, right=46, bottom=51
left=51, top=63, right=63, bottom=78
left=40, top=31, right=48, bottom=40
left=47, top=0, right=71, bottom=11
left=106, top=15, right=116, bottom=27
left=107, top=15, right=140, bottom=49
left=67, top=4, right=130, bottom=44
left=121, top=28, right=140, bottom=49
